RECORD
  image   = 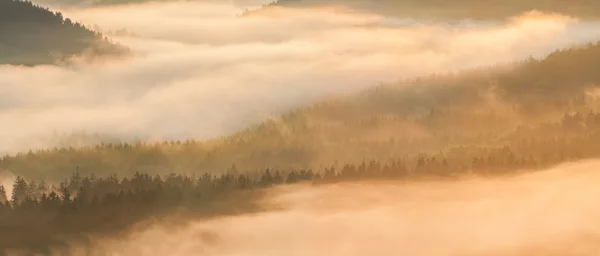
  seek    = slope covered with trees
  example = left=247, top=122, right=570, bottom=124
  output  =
left=34, top=0, right=187, bottom=7
left=262, top=0, right=600, bottom=20
left=31, top=0, right=600, bottom=19
left=3, top=42, right=600, bottom=181
left=0, top=171, right=266, bottom=253
left=1, top=139, right=594, bottom=253
left=0, top=0, right=128, bottom=66
left=3, top=12, right=600, bottom=254
left=4, top=123, right=600, bottom=253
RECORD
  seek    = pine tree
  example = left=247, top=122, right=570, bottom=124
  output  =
left=286, top=171, right=298, bottom=184
left=260, top=169, right=274, bottom=186
left=27, top=180, right=38, bottom=199
left=11, top=176, right=28, bottom=206
left=60, top=183, right=72, bottom=205
left=74, top=186, right=88, bottom=207
left=0, top=184, right=8, bottom=204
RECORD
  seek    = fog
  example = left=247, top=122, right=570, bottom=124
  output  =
left=41, top=159, right=600, bottom=256
left=0, top=171, right=15, bottom=201
left=2, top=2, right=600, bottom=154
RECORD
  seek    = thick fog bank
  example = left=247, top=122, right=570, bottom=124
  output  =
left=1, top=3, right=600, bottom=154
left=59, top=160, right=600, bottom=256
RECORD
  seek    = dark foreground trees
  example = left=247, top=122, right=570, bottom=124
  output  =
left=0, top=132, right=595, bottom=254
left=0, top=171, right=266, bottom=254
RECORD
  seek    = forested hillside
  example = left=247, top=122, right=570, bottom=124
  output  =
left=35, top=0, right=158, bottom=6
left=3, top=42, right=600, bottom=181
left=0, top=171, right=266, bottom=253
left=0, top=152, right=548, bottom=252
left=263, top=0, right=600, bottom=20
left=0, top=0, right=127, bottom=66
left=30, top=0, right=600, bottom=19
left=3, top=127, right=600, bottom=252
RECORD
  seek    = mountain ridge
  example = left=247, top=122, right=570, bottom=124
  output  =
left=261, top=0, right=600, bottom=20
left=0, top=0, right=128, bottom=66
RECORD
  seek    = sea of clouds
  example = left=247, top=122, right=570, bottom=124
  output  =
left=1, top=1, right=600, bottom=154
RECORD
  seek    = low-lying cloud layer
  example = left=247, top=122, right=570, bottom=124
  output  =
left=54, top=159, right=600, bottom=256
left=2, top=2, right=600, bottom=154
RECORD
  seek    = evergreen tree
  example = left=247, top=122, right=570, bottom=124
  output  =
left=260, top=169, right=274, bottom=186
left=60, top=183, right=72, bottom=205
left=0, top=184, right=7, bottom=204
left=11, top=176, right=28, bottom=206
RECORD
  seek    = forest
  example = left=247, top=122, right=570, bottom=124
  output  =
left=4, top=42, right=600, bottom=253
left=28, top=0, right=600, bottom=20
left=264, top=0, right=600, bottom=20
left=4, top=42, right=600, bottom=181
left=3, top=0, right=600, bottom=254
left=1, top=170, right=267, bottom=254
left=0, top=141, right=584, bottom=253
left=0, top=0, right=127, bottom=66
left=27, top=0, right=600, bottom=20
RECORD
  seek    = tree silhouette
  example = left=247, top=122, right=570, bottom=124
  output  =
left=0, top=184, right=7, bottom=204
left=11, top=176, right=28, bottom=206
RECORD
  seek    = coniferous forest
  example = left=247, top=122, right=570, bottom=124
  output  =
left=3, top=0, right=600, bottom=255
left=4, top=42, right=600, bottom=181
left=4, top=42, right=600, bottom=253
left=0, top=0, right=127, bottom=66
left=265, top=0, right=600, bottom=20
left=34, top=0, right=600, bottom=19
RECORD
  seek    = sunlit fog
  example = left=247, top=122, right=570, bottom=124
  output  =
left=1, top=2, right=600, bottom=153
left=52, top=161, right=600, bottom=256
left=3, top=0, right=600, bottom=255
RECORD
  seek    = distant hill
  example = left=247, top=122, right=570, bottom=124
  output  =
left=31, top=0, right=600, bottom=20
left=34, top=0, right=165, bottom=7
left=33, top=0, right=257, bottom=8
left=0, top=0, right=128, bottom=66
left=4, top=42, right=600, bottom=180
left=262, top=0, right=600, bottom=20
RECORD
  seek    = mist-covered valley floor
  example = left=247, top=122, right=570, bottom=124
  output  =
left=4, top=0, right=600, bottom=255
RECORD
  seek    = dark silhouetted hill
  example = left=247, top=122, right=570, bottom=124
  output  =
left=0, top=0, right=128, bottom=66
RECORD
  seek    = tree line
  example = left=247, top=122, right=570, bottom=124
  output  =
left=4, top=41, right=600, bottom=180
left=1, top=130, right=598, bottom=253
left=266, top=0, right=600, bottom=20
left=3, top=107, right=599, bottom=181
